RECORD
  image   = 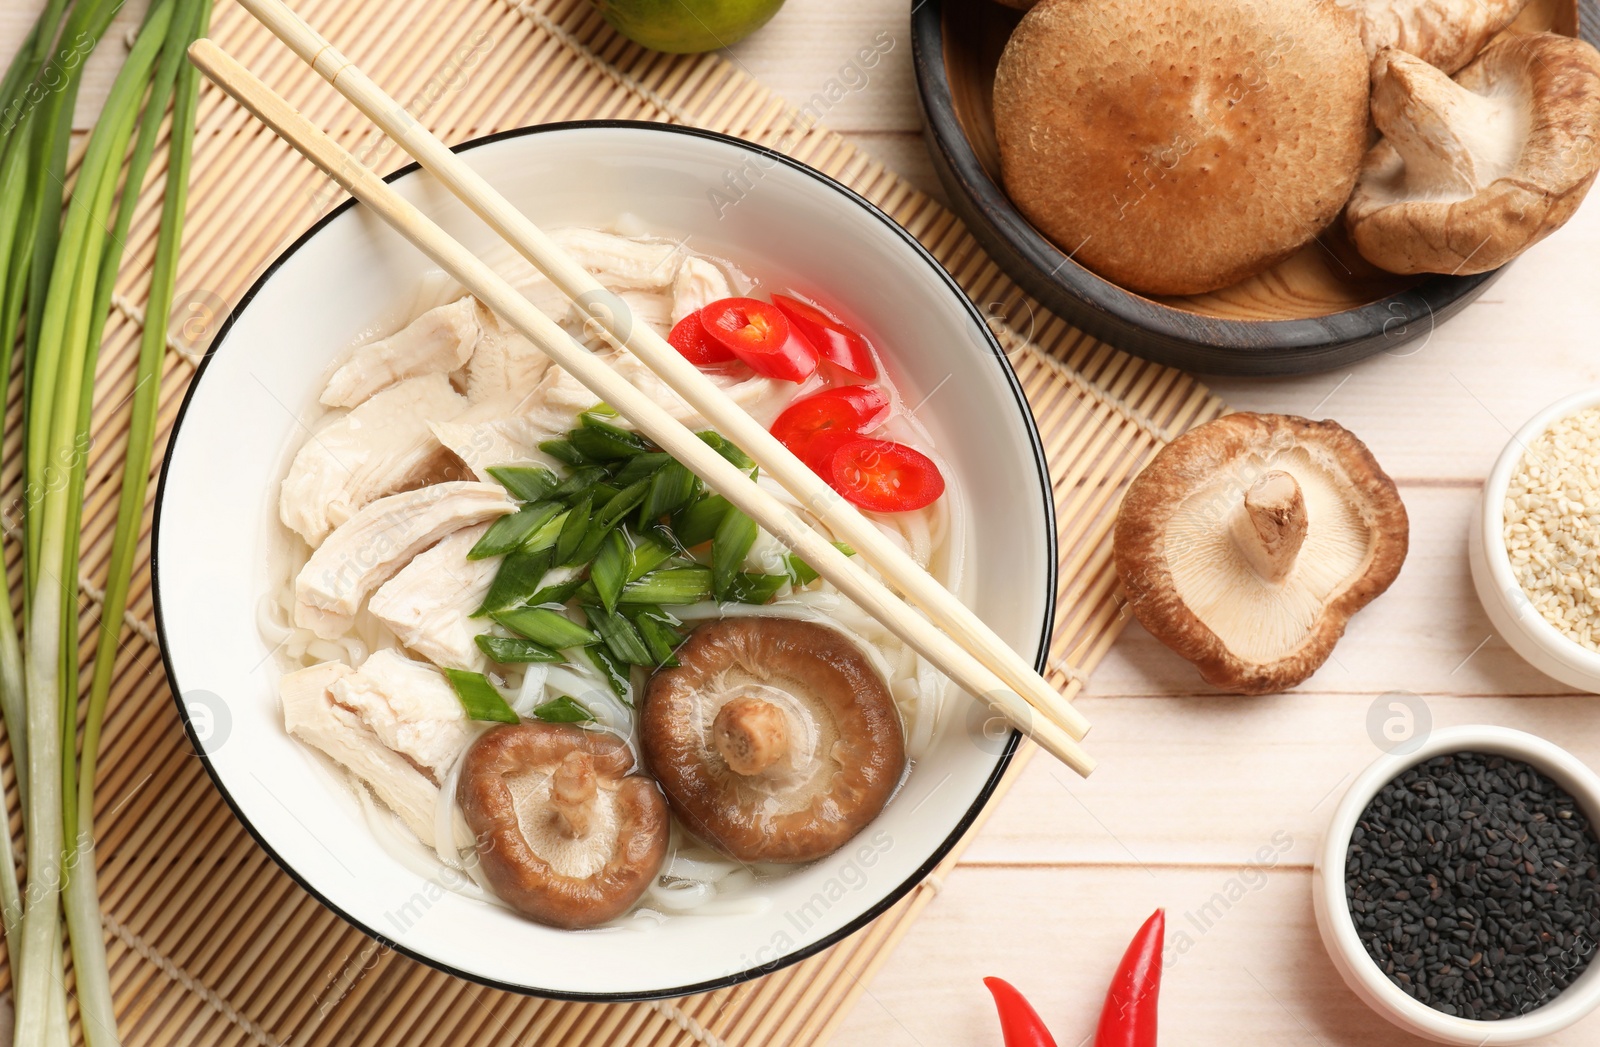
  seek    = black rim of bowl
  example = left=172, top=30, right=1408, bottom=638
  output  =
left=150, top=120, right=1058, bottom=1003
left=909, top=0, right=1520, bottom=377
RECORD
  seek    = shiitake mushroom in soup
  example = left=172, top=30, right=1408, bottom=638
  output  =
left=641, top=617, right=908, bottom=865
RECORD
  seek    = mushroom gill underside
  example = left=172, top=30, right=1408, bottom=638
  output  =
left=1164, top=449, right=1375, bottom=665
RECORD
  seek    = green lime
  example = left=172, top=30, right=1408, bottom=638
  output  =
left=590, top=0, right=788, bottom=54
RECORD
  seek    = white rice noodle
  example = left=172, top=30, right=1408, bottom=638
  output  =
left=357, top=781, right=496, bottom=906
left=511, top=663, right=550, bottom=718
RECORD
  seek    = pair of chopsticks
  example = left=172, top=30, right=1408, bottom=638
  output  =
left=189, top=0, right=1096, bottom=777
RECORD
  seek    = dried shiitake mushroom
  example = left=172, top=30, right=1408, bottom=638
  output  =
left=992, top=0, right=1369, bottom=295
left=1113, top=414, right=1408, bottom=695
left=641, top=617, right=906, bottom=864
left=457, top=723, right=668, bottom=929
left=1346, top=36, right=1600, bottom=275
left=1337, top=0, right=1533, bottom=74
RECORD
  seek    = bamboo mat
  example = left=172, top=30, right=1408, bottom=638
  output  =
left=2, top=0, right=1227, bottom=1042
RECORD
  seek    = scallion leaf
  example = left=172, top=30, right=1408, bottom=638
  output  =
left=627, top=533, right=675, bottom=581
left=611, top=451, right=671, bottom=488
left=671, top=494, right=730, bottom=548
left=539, top=437, right=588, bottom=466
left=526, top=576, right=588, bottom=607
left=785, top=542, right=856, bottom=586
left=487, top=464, right=558, bottom=502
left=550, top=464, right=608, bottom=502
left=492, top=606, right=598, bottom=649
left=571, top=416, right=648, bottom=459
left=475, top=635, right=563, bottom=664
left=586, top=645, right=632, bottom=700
left=522, top=507, right=571, bottom=554
left=583, top=604, right=655, bottom=666
left=640, top=459, right=698, bottom=525
left=726, top=572, right=789, bottom=605
left=532, top=695, right=596, bottom=724
left=445, top=669, right=520, bottom=724
left=634, top=608, right=683, bottom=667
left=590, top=529, right=630, bottom=615
left=712, top=507, right=759, bottom=599
left=468, top=501, right=560, bottom=560
left=617, top=566, right=715, bottom=606
left=472, top=546, right=553, bottom=617
left=554, top=491, right=593, bottom=565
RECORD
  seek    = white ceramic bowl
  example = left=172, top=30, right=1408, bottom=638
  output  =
left=1470, top=387, right=1600, bottom=693
left=1313, top=725, right=1600, bottom=1044
left=152, top=123, right=1057, bottom=1000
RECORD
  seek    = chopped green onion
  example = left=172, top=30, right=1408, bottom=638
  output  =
left=492, top=606, right=598, bottom=649
left=712, top=507, right=759, bottom=599
left=550, top=464, right=608, bottom=501
left=487, top=464, right=558, bottom=501
left=634, top=608, right=684, bottom=667
left=571, top=416, right=648, bottom=459
left=785, top=542, right=857, bottom=586
left=468, top=501, right=560, bottom=560
left=526, top=576, right=588, bottom=607
left=641, top=460, right=698, bottom=525
left=586, top=645, right=632, bottom=700
left=532, top=696, right=596, bottom=724
left=611, top=451, right=671, bottom=488
left=475, top=635, right=563, bottom=664
left=617, top=566, right=715, bottom=606
left=725, top=572, right=789, bottom=605
left=583, top=604, right=655, bottom=666
left=627, top=533, right=675, bottom=581
left=522, top=507, right=571, bottom=554
left=698, top=430, right=758, bottom=476
left=445, top=669, right=519, bottom=724
left=554, top=492, right=593, bottom=565
left=472, top=546, right=552, bottom=617
left=590, top=530, right=630, bottom=615
left=672, top=494, right=730, bottom=548
left=539, top=437, right=588, bottom=466
left=593, top=476, right=652, bottom=532
left=586, top=402, right=619, bottom=418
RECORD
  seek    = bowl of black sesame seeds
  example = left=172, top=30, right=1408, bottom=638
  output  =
left=1314, top=725, right=1600, bottom=1044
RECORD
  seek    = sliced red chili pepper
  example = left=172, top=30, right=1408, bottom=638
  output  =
left=773, top=293, right=878, bottom=379
left=667, top=311, right=737, bottom=366
left=983, top=977, right=1058, bottom=1047
left=1094, top=909, right=1164, bottom=1047
left=771, top=386, right=891, bottom=468
left=823, top=437, right=945, bottom=513
left=700, top=297, right=819, bottom=383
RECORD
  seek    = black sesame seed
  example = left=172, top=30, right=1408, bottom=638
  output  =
left=1345, top=751, right=1600, bottom=1020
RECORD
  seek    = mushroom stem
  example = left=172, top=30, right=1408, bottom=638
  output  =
left=1230, top=470, right=1308, bottom=584
left=712, top=696, right=790, bottom=777
left=549, top=750, right=598, bottom=839
left=1370, top=49, right=1522, bottom=200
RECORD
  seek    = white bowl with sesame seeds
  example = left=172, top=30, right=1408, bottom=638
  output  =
left=1313, top=725, right=1600, bottom=1044
left=1470, top=387, right=1600, bottom=694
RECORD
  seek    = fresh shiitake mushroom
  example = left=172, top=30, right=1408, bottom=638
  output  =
left=1336, top=0, right=1533, bottom=74
left=457, top=723, right=669, bottom=930
left=1346, top=36, right=1600, bottom=275
left=991, top=0, right=1370, bottom=295
left=1113, top=414, right=1408, bottom=695
left=641, top=617, right=906, bottom=864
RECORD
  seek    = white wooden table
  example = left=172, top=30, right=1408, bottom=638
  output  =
left=10, top=1, right=1600, bottom=1043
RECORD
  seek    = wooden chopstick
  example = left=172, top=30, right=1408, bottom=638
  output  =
left=230, top=0, right=1093, bottom=747
left=186, top=39, right=1095, bottom=777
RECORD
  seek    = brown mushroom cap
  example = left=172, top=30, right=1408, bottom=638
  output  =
left=1113, top=414, right=1408, bottom=695
left=640, top=617, right=906, bottom=864
left=457, top=723, right=668, bottom=929
left=1346, top=35, right=1600, bottom=275
left=992, top=0, right=1369, bottom=295
left=1338, top=0, right=1534, bottom=75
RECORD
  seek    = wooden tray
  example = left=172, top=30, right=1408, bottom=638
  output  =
left=912, top=0, right=1592, bottom=376
left=7, top=0, right=1224, bottom=1042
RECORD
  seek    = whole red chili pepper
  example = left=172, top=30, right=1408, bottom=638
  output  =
left=1094, top=909, right=1164, bottom=1047
left=983, top=976, right=1058, bottom=1047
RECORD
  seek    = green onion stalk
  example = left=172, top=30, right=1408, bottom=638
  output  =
left=0, top=0, right=209, bottom=1042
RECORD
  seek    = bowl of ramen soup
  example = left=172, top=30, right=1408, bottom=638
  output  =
left=153, top=122, right=1057, bottom=1000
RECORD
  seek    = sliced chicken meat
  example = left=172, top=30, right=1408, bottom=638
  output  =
left=330, top=648, right=475, bottom=780
left=551, top=228, right=683, bottom=289
left=368, top=523, right=497, bottom=671
left=463, top=299, right=553, bottom=404
left=430, top=387, right=573, bottom=481
left=671, top=256, right=733, bottom=326
left=280, top=373, right=469, bottom=546
left=294, top=480, right=514, bottom=639
left=321, top=297, right=479, bottom=408
left=280, top=661, right=447, bottom=849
